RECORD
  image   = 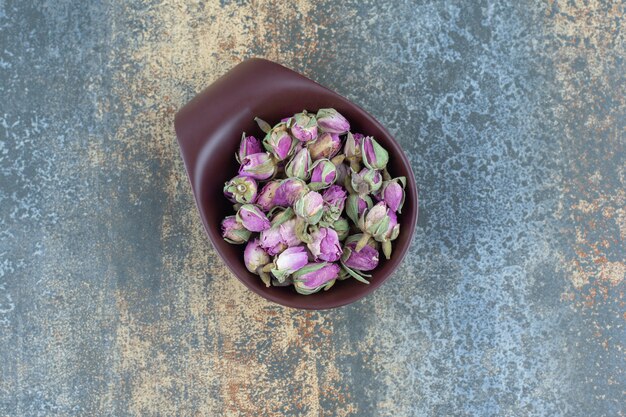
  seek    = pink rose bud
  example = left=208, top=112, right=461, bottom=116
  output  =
left=270, top=246, right=309, bottom=282
left=244, top=238, right=270, bottom=274
left=294, top=191, right=325, bottom=225
left=256, top=180, right=281, bottom=212
left=307, top=227, right=343, bottom=262
left=237, top=133, right=263, bottom=163
left=344, top=132, right=364, bottom=161
left=316, top=108, right=350, bottom=134
left=259, top=226, right=287, bottom=256
left=279, top=218, right=302, bottom=247
left=307, top=132, right=342, bottom=160
left=239, top=152, right=277, bottom=180
left=221, top=215, right=252, bottom=244
left=223, top=175, right=258, bottom=204
left=361, top=136, right=389, bottom=170
left=285, top=148, right=312, bottom=180
left=274, top=178, right=308, bottom=207
left=351, top=168, right=383, bottom=195
left=263, top=127, right=295, bottom=161
left=333, top=217, right=350, bottom=241
left=322, top=185, right=347, bottom=223
left=381, top=211, right=400, bottom=259
left=293, top=262, right=340, bottom=295
left=341, top=234, right=380, bottom=271
left=346, top=194, right=373, bottom=225
left=237, top=204, right=271, bottom=232
left=290, top=111, right=318, bottom=142
left=379, top=177, right=406, bottom=213
left=309, top=159, right=337, bottom=191
left=357, top=202, right=391, bottom=247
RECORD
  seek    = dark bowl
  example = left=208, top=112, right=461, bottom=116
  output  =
left=174, top=58, right=418, bottom=309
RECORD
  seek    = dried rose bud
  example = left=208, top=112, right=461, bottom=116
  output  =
left=237, top=133, right=263, bottom=163
left=346, top=194, right=373, bottom=225
left=259, top=226, right=287, bottom=256
left=378, top=177, right=406, bottom=213
left=356, top=201, right=391, bottom=250
left=256, top=180, right=281, bottom=212
left=309, top=159, right=337, bottom=191
left=244, top=238, right=270, bottom=274
left=290, top=111, right=318, bottom=142
left=278, top=218, right=302, bottom=247
left=239, top=152, right=277, bottom=180
left=344, top=132, right=365, bottom=170
left=361, top=136, right=389, bottom=170
left=263, top=127, right=295, bottom=161
left=285, top=148, right=312, bottom=180
left=350, top=167, right=382, bottom=195
left=223, top=175, right=258, bottom=204
left=322, top=185, right=347, bottom=223
left=294, top=191, right=324, bottom=225
left=333, top=217, right=350, bottom=241
left=307, top=227, right=343, bottom=262
left=221, top=215, right=251, bottom=244
left=293, top=262, right=340, bottom=295
left=381, top=211, right=401, bottom=259
left=307, top=132, right=342, bottom=160
left=274, top=178, right=308, bottom=207
left=341, top=234, right=379, bottom=271
left=270, top=246, right=309, bottom=283
left=237, top=204, right=271, bottom=232
left=316, top=108, right=350, bottom=134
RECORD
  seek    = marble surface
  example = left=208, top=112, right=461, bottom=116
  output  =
left=1, top=1, right=624, bottom=416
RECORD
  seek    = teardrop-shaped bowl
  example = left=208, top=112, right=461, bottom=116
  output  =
left=174, top=58, right=418, bottom=309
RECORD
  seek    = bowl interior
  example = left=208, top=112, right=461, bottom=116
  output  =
left=175, top=59, right=417, bottom=309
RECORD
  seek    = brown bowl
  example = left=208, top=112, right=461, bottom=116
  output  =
left=174, top=58, right=418, bottom=309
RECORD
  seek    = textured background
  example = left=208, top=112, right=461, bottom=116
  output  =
left=1, top=0, right=625, bottom=416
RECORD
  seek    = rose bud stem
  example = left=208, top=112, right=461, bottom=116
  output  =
left=355, top=232, right=372, bottom=252
left=382, top=240, right=393, bottom=260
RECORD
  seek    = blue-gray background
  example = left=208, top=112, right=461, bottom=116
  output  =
left=1, top=1, right=624, bottom=416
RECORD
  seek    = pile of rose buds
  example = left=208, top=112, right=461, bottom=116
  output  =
left=221, top=108, right=406, bottom=295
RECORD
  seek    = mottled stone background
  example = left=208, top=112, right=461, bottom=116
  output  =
left=1, top=0, right=624, bottom=416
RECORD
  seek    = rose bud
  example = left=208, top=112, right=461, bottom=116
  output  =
left=381, top=211, right=401, bottom=259
left=332, top=218, right=350, bottom=241
left=322, top=185, right=347, bottom=223
left=350, top=168, right=383, bottom=195
left=239, top=152, right=277, bottom=180
left=341, top=234, right=380, bottom=271
left=270, top=246, right=309, bottom=283
left=344, top=132, right=364, bottom=171
left=309, top=159, right=337, bottom=191
left=307, top=132, right=342, bottom=160
left=307, top=227, right=343, bottom=262
left=346, top=194, right=373, bottom=225
left=294, top=191, right=325, bottom=225
left=290, top=111, right=318, bottom=142
left=236, top=133, right=263, bottom=163
left=316, top=108, right=350, bottom=134
left=259, top=226, right=287, bottom=256
left=279, top=218, right=302, bottom=247
left=256, top=180, right=281, bottom=212
left=221, top=215, right=251, bottom=244
left=223, top=175, right=258, bottom=204
left=361, top=136, right=389, bottom=170
left=244, top=238, right=270, bottom=274
left=379, top=177, right=406, bottom=213
left=356, top=202, right=391, bottom=250
left=237, top=204, right=271, bottom=232
left=274, top=178, right=308, bottom=207
left=285, top=148, right=312, bottom=180
left=263, top=127, right=295, bottom=161
left=293, top=262, right=340, bottom=295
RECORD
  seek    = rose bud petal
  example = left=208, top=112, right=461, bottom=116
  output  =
left=341, top=234, right=380, bottom=271
left=223, top=175, right=258, bottom=204
left=350, top=167, right=383, bottom=195
left=271, top=246, right=309, bottom=282
left=237, top=133, right=263, bottom=163
left=361, top=136, right=389, bottom=170
left=309, top=159, right=337, bottom=191
left=293, top=262, right=340, bottom=295
left=221, top=215, right=251, bottom=244
left=237, top=204, right=271, bottom=232
left=256, top=180, right=281, bottom=212
left=332, top=217, right=350, bottom=241
left=379, top=177, right=406, bottom=213
left=307, top=227, right=343, bottom=262
left=290, top=111, right=318, bottom=142
left=316, top=108, right=350, bottom=134
left=307, top=132, right=342, bottom=160
left=285, top=148, right=312, bottom=180
left=294, top=191, right=325, bottom=225
left=279, top=218, right=302, bottom=247
left=263, top=127, right=295, bottom=161
left=259, top=226, right=287, bottom=256
left=322, top=185, right=347, bottom=223
left=239, top=152, right=277, bottom=180
left=244, top=238, right=270, bottom=274
left=346, top=194, right=373, bottom=225
left=274, top=178, right=308, bottom=207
